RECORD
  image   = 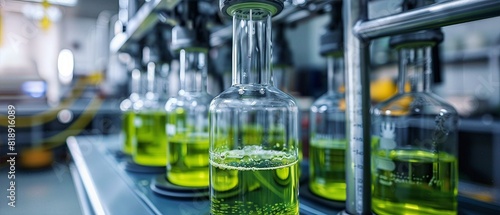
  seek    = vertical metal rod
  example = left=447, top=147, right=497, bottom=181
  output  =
left=494, top=125, right=500, bottom=205
left=343, top=0, right=371, bottom=214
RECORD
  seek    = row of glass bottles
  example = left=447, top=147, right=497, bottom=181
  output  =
left=120, top=24, right=212, bottom=188
left=307, top=29, right=458, bottom=215
left=118, top=0, right=459, bottom=214
left=307, top=1, right=458, bottom=214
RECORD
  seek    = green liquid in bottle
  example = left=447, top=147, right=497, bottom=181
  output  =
left=210, top=146, right=299, bottom=215
left=309, top=138, right=346, bottom=201
left=167, top=135, right=209, bottom=187
left=122, top=111, right=135, bottom=154
left=133, top=111, right=167, bottom=166
left=372, top=149, right=457, bottom=215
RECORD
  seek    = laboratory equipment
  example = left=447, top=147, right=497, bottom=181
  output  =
left=209, top=0, right=300, bottom=214
left=132, top=34, right=168, bottom=167
left=371, top=27, right=458, bottom=214
left=165, top=23, right=213, bottom=187
left=343, top=0, right=500, bottom=214
left=309, top=1, right=346, bottom=202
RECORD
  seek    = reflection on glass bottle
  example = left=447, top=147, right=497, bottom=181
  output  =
left=371, top=29, right=458, bottom=215
left=120, top=59, right=141, bottom=155
left=132, top=42, right=168, bottom=167
left=209, top=1, right=299, bottom=214
left=165, top=25, right=212, bottom=187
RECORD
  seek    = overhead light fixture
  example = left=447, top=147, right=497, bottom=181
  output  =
left=23, top=0, right=78, bottom=7
left=58, top=49, right=74, bottom=84
left=22, top=3, right=62, bottom=22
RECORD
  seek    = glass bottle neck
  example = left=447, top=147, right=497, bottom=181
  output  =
left=326, top=55, right=344, bottom=94
left=179, top=49, right=208, bottom=94
left=145, top=61, right=156, bottom=100
left=232, top=8, right=272, bottom=86
left=130, top=68, right=141, bottom=101
left=397, top=46, right=433, bottom=94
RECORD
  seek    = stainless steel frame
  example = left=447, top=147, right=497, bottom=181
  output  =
left=356, top=0, right=500, bottom=40
left=343, top=0, right=500, bottom=214
left=110, top=0, right=181, bottom=53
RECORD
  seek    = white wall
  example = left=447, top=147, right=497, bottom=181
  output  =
left=0, top=12, right=60, bottom=104
left=59, top=16, right=99, bottom=76
left=0, top=6, right=118, bottom=102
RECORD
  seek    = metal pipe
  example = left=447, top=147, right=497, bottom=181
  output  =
left=343, top=0, right=371, bottom=214
left=356, top=0, right=500, bottom=40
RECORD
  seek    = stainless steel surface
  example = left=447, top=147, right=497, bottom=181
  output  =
left=67, top=136, right=106, bottom=215
left=0, top=162, right=83, bottom=215
left=343, top=0, right=371, bottom=214
left=67, top=136, right=156, bottom=215
left=67, top=135, right=341, bottom=214
left=109, top=0, right=181, bottom=53
left=70, top=164, right=94, bottom=215
left=355, top=0, right=500, bottom=40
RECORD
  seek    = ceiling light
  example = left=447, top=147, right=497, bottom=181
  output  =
left=23, top=0, right=78, bottom=7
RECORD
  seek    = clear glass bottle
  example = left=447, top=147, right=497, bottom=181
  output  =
left=132, top=42, right=168, bottom=167
left=309, top=54, right=346, bottom=201
left=165, top=25, right=213, bottom=187
left=308, top=2, right=346, bottom=201
left=209, top=1, right=300, bottom=214
left=120, top=57, right=141, bottom=155
left=371, top=30, right=458, bottom=215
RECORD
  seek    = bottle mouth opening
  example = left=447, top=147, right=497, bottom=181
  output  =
left=232, top=7, right=271, bottom=20
left=221, top=0, right=284, bottom=17
left=389, top=29, right=443, bottom=49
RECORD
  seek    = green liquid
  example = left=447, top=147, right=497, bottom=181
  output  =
left=133, top=111, right=167, bottom=166
left=241, top=125, right=263, bottom=145
left=167, top=136, right=210, bottom=187
left=242, top=125, right=302, bottom=178
left=210, top=146, right=299, bottom=215
left=309, top=139, right=346, bottom=201
left=372, top=149, right=457, bottom=215
left=121, top=111, right=135, bottom=154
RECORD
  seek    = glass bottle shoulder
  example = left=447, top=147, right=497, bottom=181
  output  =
left=165, top=92, right=213, bottom=112
left=131, top=96, right=165, bottom=113
left=120, top=93, right=142, bottom=112
left=372, top=92, right=457, bottom=117
left=120, top=98, right=132, bottom=112
left=210, top=84, right=298, bottom=111
left=311, top=91, right=345, bottom=113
